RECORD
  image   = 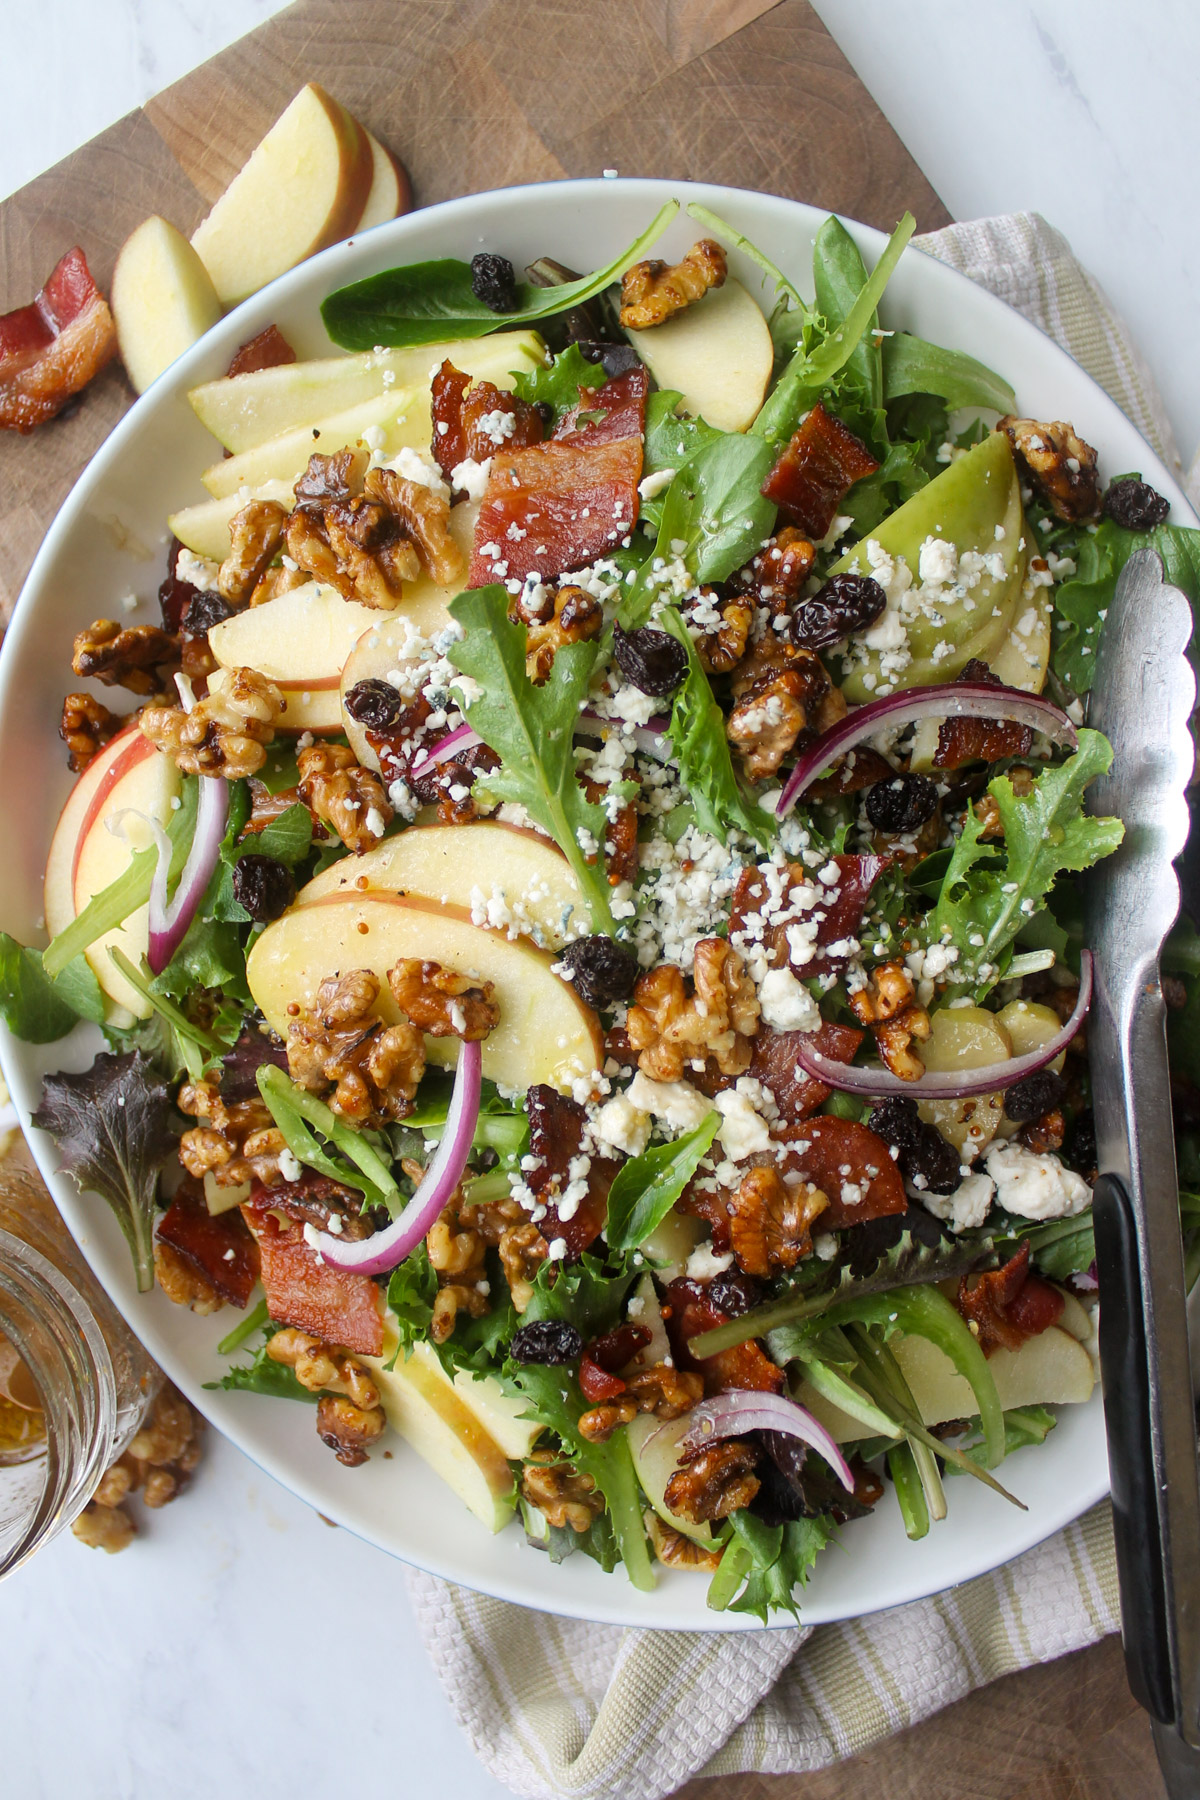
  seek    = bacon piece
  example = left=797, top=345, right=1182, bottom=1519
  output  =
left=226, top=324, right=296, bottom=378
left=429, top=360, right=545, bottom=482
left=957, top=1240, right=1064, bottom=1355
left=156, top=1179, right=259, bottom=1307
left=241, top=1188, right=384, bottom=1356
left=806, top=745, right=894, bottom=801
left=663, top=1277, right=784, bottom=1395
left=729, top=851, right=889, bottom=979
left=749, top=1020, right=865, bottom=1125
left=470, top=368, right=647, bottom=586
left=523, top=1084, right=617, bottom=1258
left=772, top=1116, right=907, bottom=1231
left=578, top=1326, right=651, bottom=1401
left=935, top=659, right=1034, bottom=770
left=0, top=247, right=117, bottom=433
left=760, top=402, right=879, bottom=538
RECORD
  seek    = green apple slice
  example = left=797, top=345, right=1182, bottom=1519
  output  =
left=189, top=329, right=547, bottom=453
left=624, top=278, right=774, bottom=433
left=831, top=431, right=1030, bottom=703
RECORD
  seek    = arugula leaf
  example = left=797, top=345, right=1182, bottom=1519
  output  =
left=1051, top=513, right=1200, bottom=691
left=321, top=203, right=678, bottom=349
left=812, top=214, right=885, bottom=415
left=31, top=1051, right=178, bottom=1292
left=657, top=610, right=775, bottom=848
left=0, top=933, right=105, bottom=1043
left=881, top=333, right=1016, bottom=415
left=605, top=1114, right=719, bottom=1251
left=931, top=731, right=1125, bottom=997
left=511, top=342, right=609, bottom=426
left=447, top=585, right=618, bottom=934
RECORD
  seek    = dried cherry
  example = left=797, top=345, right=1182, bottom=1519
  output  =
left=1103, top=478, right=1169, bottom=531
left=1064, top=1107, right=1097, bottom=1176
left=232, top=854, right=296, bottom=923
left=612, top=623, right=689, bottom=696
left=864, top=771, right=938, bottom=834
left=509, top=1319, right=583, bottom=1364
left=707, top=1269, right=764, bottom=1316
left=344, top=677, right=406, bottom=732
left=867, top=1096, right=961, bottom=1195
left=790, top=573, right=886, bottom=652
left=470, top=253, right=519, bottom=313
left=1002, top=1067, right=1067, bottom=1123
left=556, top=935, right=640, bottom=1008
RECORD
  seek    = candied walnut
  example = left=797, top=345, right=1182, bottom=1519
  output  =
left=457, top=1188, right=526, bottom=1245
left=626, top=1361, right=704, bottom=1419
left=141, top=666, right=282, bottom=778
left=520, top=1451, right=603, bottom=1532
left=997, top=416, right=1101, bottom=522
left=874, top=1005, right=931, bottom=1081
left=518, top=583, right=604, bottom=683
left=974, top=767, right=1035, bottom=839
left=265, top=1326, right=381, bottom=1410
left=578, top=1396, right=639, bottom=1441
left=728, top=1166, right=828, bottom=1277
left=1017, top=1108, right=1066, bottom=1154
left=619, top=238, right=726, bottom=329
left=73, top=1385, right=204, bottom=1548
left=294, top=448, right=368, bottom=510
left=364, top=465, right=465, bottom=587
left=244, top=777, right=313, bottom=835
left=849, top=961, right=916, bottom=1026
left=686, top=588, right=754, bottom=675
left=248, top=562, right=312, bottom=607
left=422, top=1187, right=491, bottom=1344
left=153, top=1241, right=224, bottom=1314
left=316, top=1394, right=386, bottom=1467
left=285, top=501, right=419, bottom=608
left=627, top=940, right=759, bottom=1081
left=218, top=500, right=290, bottom=605
left=71, top=1501, right=136, bottom=1553
left=128, top=1384, right=201, bottom=1469
left=287, top=969, right=425, bottom=1124
left=646, top=1513, right=722, bottom=1572
left=727, top=635, right=845, bottom=781
left=388, top=957, right=499, bottom=1039
left=177, top=1078, right=286, bottom=1187
left=499, top=1223, right=550, bottom=1313
left=297, top=741, right=392, bottom=853
left=59, top=691, right=120, bottom=772
left=71, top=620, right=179, bottom=695
left=732, top=528, right=817, bottom=612
left=664, top=1439, right=760, bottom=1523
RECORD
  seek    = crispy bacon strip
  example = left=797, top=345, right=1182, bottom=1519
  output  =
left=156, top=1179, right=259, bottom=1308
left=241, top=1189, right=384, bottom=1356
left=935, top=659, right=1035, bottom=769
left=226, top=325, right=296, bottom=378
left=773, top=1116, right=907, bottom=1230
left=430, top=360, right=545, bottom=482
left=729, top=852, right=889, bottom=979
left=957, top=1240, right=1064, bottom=1355
left=760, top=401, right=879, bottom=537
left=663, top=1277, right=784, bottom=1395
left=0, top=247, right=117, bottom=433
left=749, top=1020, right=865, bottom=1125
left=522, top=1083, right=617, bottom=1257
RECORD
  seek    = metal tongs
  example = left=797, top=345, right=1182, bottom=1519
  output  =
left=1084, top=549, right=1200, bottom=1792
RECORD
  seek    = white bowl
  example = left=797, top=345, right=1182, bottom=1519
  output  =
left=2, top=179, right=1191, bottom=1629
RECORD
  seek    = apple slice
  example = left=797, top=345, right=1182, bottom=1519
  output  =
left=169, top=480, right=296, bottom=561
left=207, top=582, right=381, bottom=734
left=188, top=330, right=546, bottom=455
left=626, top=1411, right=717, bottom=1547
left=43, top=724, right=182, bottom=1019
left=199, top=336, right=548, bottom=498
left=298, top=821, right=589, bottom=949
left=191, top=84, right=373, bottom=307
left=624, top=279, right=774, bottom=433
left=354, top=131, right=412, bottom=232
left=111, top=216, right=222, bottom=395
left=364, top=1339, right=517, bottom=1532
left=450, top=1364, right=543, bottom=1460
left=246, top=887, right=602, bottom=1091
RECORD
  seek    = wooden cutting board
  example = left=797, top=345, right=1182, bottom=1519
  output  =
left=0, top=2, right=1163, bottom=1794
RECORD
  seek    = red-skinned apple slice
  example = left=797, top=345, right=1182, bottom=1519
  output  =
left=207, top=582, right=386, bottom=734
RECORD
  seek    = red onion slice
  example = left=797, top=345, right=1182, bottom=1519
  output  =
left=680, top=1388, right=857, bottom=1494
left=577, top=707, right=672, bottom=764
left=408, top=721, right=483, bottom=776
left=776, top=682, right=1077, bottom=818
left=795, top=949, right=1092, bottom=1099
left=147, top=774, right=229, bottom=974
left=308, top=1038, right=482, bottom=1276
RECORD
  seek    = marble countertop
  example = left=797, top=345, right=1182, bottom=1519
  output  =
left=2, top=5, right=1196, bottom=1796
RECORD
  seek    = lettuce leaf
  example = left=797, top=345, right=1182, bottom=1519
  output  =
left=0, top=933, right=105, bottom=1043
left=1051, top=511, right=1200, bottom=692
left=656, top=610, right=775, bottom=848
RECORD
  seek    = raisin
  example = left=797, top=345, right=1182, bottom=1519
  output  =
left=232, top=854, right=296, bottom=923
left=790, top=573, right=887, bottom=651
left=1002, top=1067, right=1067, bottom=1123
left=1103, top=478, right=1170, bottom=531
left=1064, top=1108, right=1097, bottom=1176
left=612, top=624, right=689, bottom=697
left=577, top=341, right=642, bottom=379
left=707, top=1268, right=764, bottom=1316
left=470, top=253, right=519, bottom=314
left=864, top=771, right=938, bottom=834
left=868, top=1096, right=961, bottom=1195
left=344, top=678, right=406, bottom=733
left=556, top=935, right=640, bottom=1008
left=510, top=1319, right=583, bottom=1364
left=181, top=589, right=234, bottom=636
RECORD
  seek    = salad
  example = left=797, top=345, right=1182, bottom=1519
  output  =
left=8, top=197, right=1200, bottom=1620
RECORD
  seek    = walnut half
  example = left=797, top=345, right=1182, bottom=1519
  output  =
left=619, top=239, right=726, bottom=330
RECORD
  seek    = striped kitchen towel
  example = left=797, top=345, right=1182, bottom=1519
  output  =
left=405, top=212, right=1187, bottom=1800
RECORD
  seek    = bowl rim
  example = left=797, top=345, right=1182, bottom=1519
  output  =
left=3, top=176, right=1192, bottom=1628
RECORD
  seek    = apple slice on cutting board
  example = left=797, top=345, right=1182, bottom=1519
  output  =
left=350, top=129, right=412, bottom=232
left=623, top=278, right=774, bottom=433
left=245, top=887, right=602, bottom=1092
left=43, top=724, right=182, bottom=1019
left=298, top=821, right=589, bottom=949
left=188, top=330, right=546, bottom=456
left=191, top=84, right=373, bottom=306
left=111, top=216, right=222, bottom=395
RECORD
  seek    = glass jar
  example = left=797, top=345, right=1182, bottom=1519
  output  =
left=0, top=1151, right=160, bottom=1578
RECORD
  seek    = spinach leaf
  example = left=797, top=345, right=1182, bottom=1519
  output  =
left=813, top=214, right=884, bottom=414
left=605, top=1113, right=719, bottom=1251
left=321, top=203, right=678, bottom=349
left=657, top=610, right=775, bottom=847
left=623, top=433, right=777, bottom=620
left=931, top=730, right=1125, bottom=997
left=992, top=1210, right=1096, bottom=1281
left=637, top=389, right=722, bottom=528
left=1052, top=513, right=1200, bottom=692
left=881, top=332, right=1016, bottom=415
left=448, top=585, right=621, bottom=934
left=0, top=933, right=105, bottom=1043
left=209, top=800, right=314, bottom=923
